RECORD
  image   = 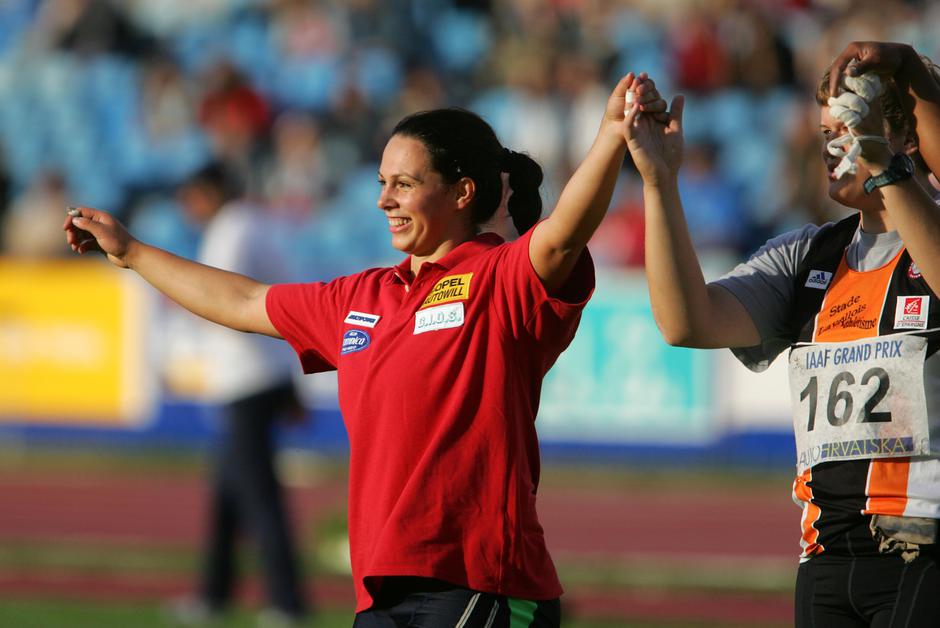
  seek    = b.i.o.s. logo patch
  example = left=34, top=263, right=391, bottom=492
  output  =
left=341, top=329, right=371, bottom=355
left=420, top=273, right=473, bottom=309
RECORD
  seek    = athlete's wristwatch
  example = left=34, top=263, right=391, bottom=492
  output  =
left=863, top=152, right=915, bottom=195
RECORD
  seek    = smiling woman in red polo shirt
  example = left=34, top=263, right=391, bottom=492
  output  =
left=64, top=72, right=670, bottom=627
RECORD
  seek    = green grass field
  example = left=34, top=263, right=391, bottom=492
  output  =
left=0, top=599, right=786, bottom=628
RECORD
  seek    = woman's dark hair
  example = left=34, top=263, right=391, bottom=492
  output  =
left=391, top=108, right=543, bottom=235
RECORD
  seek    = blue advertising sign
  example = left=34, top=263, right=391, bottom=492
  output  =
left=539, top=272, right=715, bottom=444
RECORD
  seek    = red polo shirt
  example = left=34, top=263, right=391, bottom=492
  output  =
left=266, top=227, right=594, bottom=611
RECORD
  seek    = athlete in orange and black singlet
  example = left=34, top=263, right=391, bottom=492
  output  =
left=629, top=41, right=940, bottom=627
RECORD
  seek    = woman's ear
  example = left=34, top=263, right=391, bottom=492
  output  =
left=455, top=176, right=476, bottom=210
left=902, top=131, right=918, bottom=155
left=900, top=132, right=931, bottom=173
left=897, top=122, right=924, bottom=155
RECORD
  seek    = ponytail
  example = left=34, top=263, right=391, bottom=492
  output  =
left=500, top=149, right=543, bottom=235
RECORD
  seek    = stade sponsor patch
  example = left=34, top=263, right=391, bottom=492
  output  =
left=894, top=296, right=929, bottom=330
left=420, top=273, right=473, bottom=309
left=340, top=329, right=371, bottom=355
left=344, top=310, right=381, bottom=328
left=805, top=270, right=833, bottom=289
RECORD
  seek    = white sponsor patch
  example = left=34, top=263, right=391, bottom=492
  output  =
left=894, top=296, right=929, bottom=330
left=805, top=270, right=833, bottom=289
left=414, top=302, right=464, bottom=335
left=344, top=310, right=381, bottom=328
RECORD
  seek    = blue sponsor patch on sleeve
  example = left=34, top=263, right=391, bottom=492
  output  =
left=341, top=329, right=371, bottom=355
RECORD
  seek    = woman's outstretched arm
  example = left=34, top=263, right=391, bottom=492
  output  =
left=64, top=207, right=279, bottom=337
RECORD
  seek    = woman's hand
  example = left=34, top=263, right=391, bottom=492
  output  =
left=828, top=42, right=911, bottom=97
left=63, top=206, right=136, bottom=268
left=852, top=86, right=893, bottom=167
left=601, top=72, right=668, bottom=141
left=625, top=94, right=685, bottom=186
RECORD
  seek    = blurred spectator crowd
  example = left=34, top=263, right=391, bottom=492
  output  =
left=0, top=0, right=938, bottom=276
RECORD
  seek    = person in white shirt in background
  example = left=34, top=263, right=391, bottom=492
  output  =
left=172, top=161, right=308, bottom=626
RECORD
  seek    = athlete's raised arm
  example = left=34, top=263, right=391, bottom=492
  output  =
left=850, top=79, right=940, bottom=295
left=529, top=72, right=666, bottom=294
left=63, top=206, right=279, bottom=337
left=626, top=95, right=760, bottom=349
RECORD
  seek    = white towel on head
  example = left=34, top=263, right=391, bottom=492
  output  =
left=826, top=69, right=884, bottom=178
left=827, top=92, right=870, bottom=129
left=844, top=71, right=883, bottom=102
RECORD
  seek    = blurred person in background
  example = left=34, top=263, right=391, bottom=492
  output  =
left=169, top=161, right=308, bottom=626
left=0, top=157, right=14, bottom=250
left=478, top=38, right=566, bottom=194
left=268, top=0, right=346, bottom=60
left=119, top=51, right=210, bottom=198
left=64, top=72, right=668, bottom=627
left=677, top=140, right=751, bottom=257
left=669, top=6, right=729, bottom=94
left=381, top=65, right=447, bottom=139
left=718, top=0, right=796, bottom=92
left=631, top=41, right=940, bottom=626
left=197, top=58, right=271, bottom=182
left=555, top=52, right=610, bottom=177
left=258, top=110, right=330, bottom=219
left=34, top=0, right=155, bottom=58
left=2, top=170, right=70, bottom=258
left=588, top=171, right=646, bottom=269
left=139, top=53, right=200, bottom=153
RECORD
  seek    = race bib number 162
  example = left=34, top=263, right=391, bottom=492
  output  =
left=788, top=335, right=931, bottom=474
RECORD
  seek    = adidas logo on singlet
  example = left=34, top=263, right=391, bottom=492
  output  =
left=805, top=270, right=833, bottom=289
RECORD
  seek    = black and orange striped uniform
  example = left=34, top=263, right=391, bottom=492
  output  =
left=787, top=214, right=940, bottom=560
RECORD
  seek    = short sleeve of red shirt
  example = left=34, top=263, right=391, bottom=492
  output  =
left=266, top=277, right=350, bottom=373
left=493, top=223, right=595, bottom=361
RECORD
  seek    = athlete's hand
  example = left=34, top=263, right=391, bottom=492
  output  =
left=853, top=87, right=894, bottom=166
left=601, top=72, right=669, bottom=142
left=828, top=41, right=911, bottom=97
left=63, top=207, right=136, bottom=268
left=625, top=94, right=685, bottom=186
left=630, top=72, right=669, bottom=123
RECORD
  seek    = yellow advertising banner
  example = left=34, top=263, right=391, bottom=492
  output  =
left=0, top=259, right=153, bottom=426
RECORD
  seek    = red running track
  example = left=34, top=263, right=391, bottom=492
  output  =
left=0, top=466, right=798, bottom=625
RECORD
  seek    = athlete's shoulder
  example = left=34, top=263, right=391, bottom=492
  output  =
left=761, top=222, right=828, bottom=253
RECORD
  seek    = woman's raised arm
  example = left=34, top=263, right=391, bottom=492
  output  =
left=528, top=72, right=666, bottom=294
left=626, top=94, right=761, bottom=349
